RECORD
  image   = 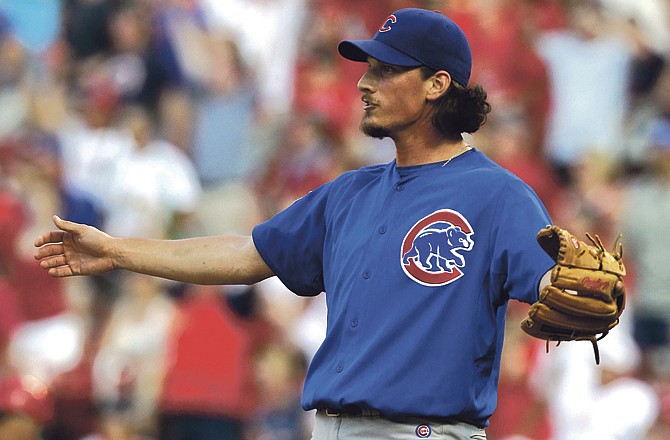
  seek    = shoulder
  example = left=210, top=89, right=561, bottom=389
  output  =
left=281, top=162, right=391, bottom=211
left=300, top=162, right=391, bottom=213
left=464, top=151, right=545, bottom=204
left=327, top=162, right=390, bottom=189
left=466, top=150, right=528, bottom=183
left=336, top=162, right=389, bottom=179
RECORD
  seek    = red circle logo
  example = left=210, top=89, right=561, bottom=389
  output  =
left=401, top=209, right=474, bottom=286
left=416, top=424, right=432, bottom=438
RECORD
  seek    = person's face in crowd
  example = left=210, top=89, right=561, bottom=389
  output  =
left=570, top=2, right=605, bottom=39
left=357, top=57, right=433, bottom=139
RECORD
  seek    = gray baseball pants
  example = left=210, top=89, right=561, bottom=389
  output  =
left=310, top=410, right=487, bottom=440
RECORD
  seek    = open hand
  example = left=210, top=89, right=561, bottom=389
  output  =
left=34, top=215, right=116, bottom=277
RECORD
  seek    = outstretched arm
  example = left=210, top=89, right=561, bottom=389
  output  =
left=34, top=216, right=274, bottom=285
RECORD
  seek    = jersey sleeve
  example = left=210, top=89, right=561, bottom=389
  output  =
left=489, top=178, right=555, bottom=304
left=252, top=184, right=331, bottom=297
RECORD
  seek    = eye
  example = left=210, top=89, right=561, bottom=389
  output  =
left=380, top=64, right=396, bottom=75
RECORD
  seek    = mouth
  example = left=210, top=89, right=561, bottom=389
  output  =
left=362, top=96, right=377, bottom=111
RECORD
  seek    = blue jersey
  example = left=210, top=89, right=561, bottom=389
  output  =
left=252, top=149, right=554, bottom=427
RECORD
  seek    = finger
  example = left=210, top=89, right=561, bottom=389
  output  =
left=613, top=280, right=625, bottom=298
left=47, top=265, right=74, bottom=278
left=34, top=243, right=65, bottom=260
left=39, top=255, right=68, bottom=269
left=53, top=215, right=82, bottom=233
left=53, top=215, right=65, bottom=226
left=34, top=231, right=65, bottom=248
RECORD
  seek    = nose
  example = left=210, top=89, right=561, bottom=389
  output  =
left=357, top=68, right=375, bottom=93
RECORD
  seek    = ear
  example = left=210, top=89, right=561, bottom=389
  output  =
left=426, top=70, right=452, bottom=101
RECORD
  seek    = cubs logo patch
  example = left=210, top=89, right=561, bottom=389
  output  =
left=401, top=209, right=474, bottom=286
left=415, top=424, right=432, bottom=438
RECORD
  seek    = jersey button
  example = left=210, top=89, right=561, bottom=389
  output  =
left=379, top=226, right=387, bottom=234
left=336, top=364, right=343, bottom=373
left=351, top=319, right=358, bottom=327
left=363, top=271, right=371, bottom=279
left=396, top=184, right=404, bottom=191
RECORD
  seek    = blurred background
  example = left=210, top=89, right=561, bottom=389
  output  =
left=0, top=0, right=669, bottom=439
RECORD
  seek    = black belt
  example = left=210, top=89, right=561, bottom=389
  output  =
left=319, top=408, right=480, bottom=427
left=321, top=407, right=381, bottom=417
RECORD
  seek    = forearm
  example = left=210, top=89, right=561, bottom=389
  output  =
left=111, top=235, right=274, bottom=285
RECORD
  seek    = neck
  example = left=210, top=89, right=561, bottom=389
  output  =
left=395, top=137, right=470, bottom=167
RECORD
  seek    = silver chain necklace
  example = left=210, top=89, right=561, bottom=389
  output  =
left=441, top=144, right=472, bottom=167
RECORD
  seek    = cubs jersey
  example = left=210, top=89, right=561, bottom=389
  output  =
left=252, top=149, right=555, bottom=427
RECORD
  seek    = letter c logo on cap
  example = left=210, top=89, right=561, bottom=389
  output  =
left=379, top=14, right=397, bottom=32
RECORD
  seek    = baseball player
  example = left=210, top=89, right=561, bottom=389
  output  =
left=34, top=8, right=625, bottom=440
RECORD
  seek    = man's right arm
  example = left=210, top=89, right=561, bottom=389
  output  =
left=34, top=216, right=274, bottom=286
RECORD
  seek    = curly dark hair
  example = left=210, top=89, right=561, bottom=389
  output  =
left=421, top=67, right=492, bottom=138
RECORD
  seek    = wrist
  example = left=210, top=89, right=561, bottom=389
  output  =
left=107, top=236, right=128, bottom=271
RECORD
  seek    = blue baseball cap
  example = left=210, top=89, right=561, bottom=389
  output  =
left=338, top=8, right=472, bottom=86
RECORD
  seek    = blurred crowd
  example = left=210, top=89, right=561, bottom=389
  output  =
left=0, top=0, right=669, bottom=439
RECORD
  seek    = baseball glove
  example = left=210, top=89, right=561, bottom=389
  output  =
left=520, top=225, right=626, bottom=364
